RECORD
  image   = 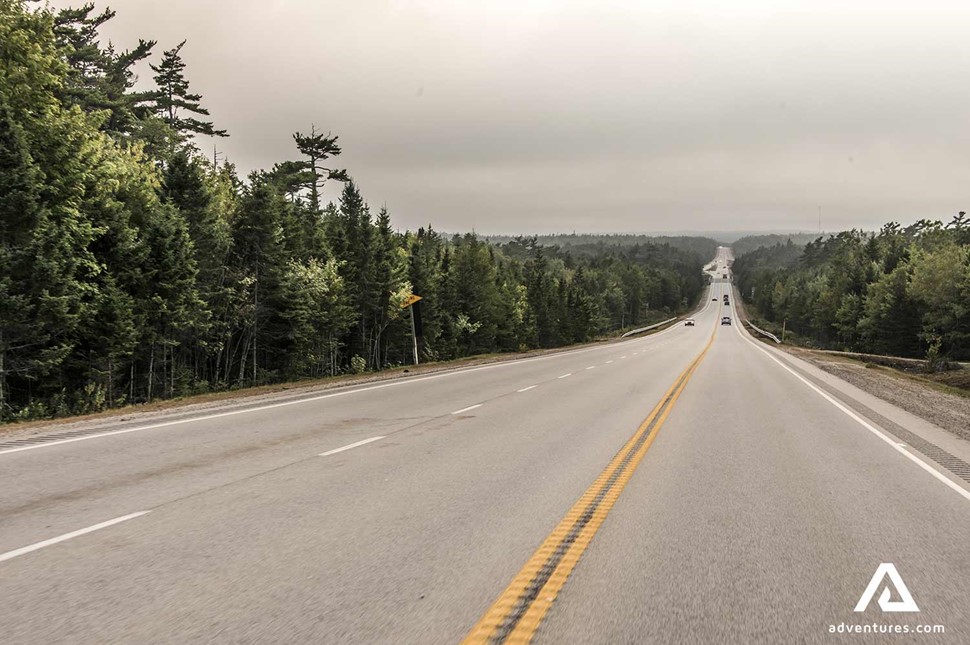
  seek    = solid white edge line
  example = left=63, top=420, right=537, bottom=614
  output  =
left=318, top=436, right=386, bottom=457
left=0, top=511, right=151, bottom=564
left=517, top=386, right=538, bottom=393
left=451, top=404, right=482, bottom=415
left=0, top=310, right=688, bottom=458
left=732, top=301, right=970, bottom=503
left=0, top=265, right=722, bottom=459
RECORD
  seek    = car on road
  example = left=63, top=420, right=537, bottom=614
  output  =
left=721, top=316, right=732, bottom=325
left=684, top=318, right=695, bottom=326
left=712, top=297, right=717, bottom=301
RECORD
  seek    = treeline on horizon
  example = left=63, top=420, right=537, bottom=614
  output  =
left=729, top=233, right=822, bottom=257
left=0, top=1, right=708, bottom=421
left=484, top=234, right=719, bottom=259
left=733, top=217, right=970, bottom=361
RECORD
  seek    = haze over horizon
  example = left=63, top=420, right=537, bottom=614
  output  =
left=57, top=0, right=970, bottom=234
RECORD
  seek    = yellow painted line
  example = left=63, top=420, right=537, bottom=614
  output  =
left=461, top=322, right=718, bottom=645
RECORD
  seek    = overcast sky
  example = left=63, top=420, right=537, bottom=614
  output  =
left=55, top=0, right=970, bottom=234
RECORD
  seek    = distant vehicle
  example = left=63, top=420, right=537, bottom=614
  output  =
left=684, top=318, right=695, bottom=326
left=722, top=273, right=728, bottom=279
left=712, top=297, right=718, bottom=301
left=721, top=316, right=732, bottom=325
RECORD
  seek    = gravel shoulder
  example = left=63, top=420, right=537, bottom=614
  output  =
left=781, top=346, right=970, bottom=442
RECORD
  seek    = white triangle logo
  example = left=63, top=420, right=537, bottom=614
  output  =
left=854, top=563, right=920, bottom=613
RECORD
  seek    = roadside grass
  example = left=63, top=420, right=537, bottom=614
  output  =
left=863, top=363, right=970, bottom=400
left=0, top=350, right=559, bottom=433
left=794, top=349, right=970, bottom=400
left=0, top=316, right=687, bottom=434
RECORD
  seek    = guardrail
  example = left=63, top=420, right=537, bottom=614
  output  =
left=746, top=321, right=781, bottom=344
left=621, top=317, right=678, bottom=338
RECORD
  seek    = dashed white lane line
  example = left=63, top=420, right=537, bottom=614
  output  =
left=585, top=366, right=596, bottom=370
left=605, top=360, right=614, bottom=364
left=319, top=436, right=386, bottom=457
left=0, top=319, right=690, bottom=458
left=620, top=356, right=628, bottom=359
left=451, top=404, right=483, bottom=415
left=517, top=385, right=538, bottom=393
left=558, top=373, right=572, bottom=379
left=0, top=511, right=151, bottom=564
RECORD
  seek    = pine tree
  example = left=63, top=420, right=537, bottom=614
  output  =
left=0, top=97, right=43, bottom=419
left=53, top=3, right=156, bottom=136
left=293, top=126, right=349, bottom=211
left=149, top=40, right=227, bottom=146
left=231, top=174, right=290, bottom=383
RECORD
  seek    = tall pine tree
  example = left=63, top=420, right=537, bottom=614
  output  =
left=149, top=40, right=227, bottom=148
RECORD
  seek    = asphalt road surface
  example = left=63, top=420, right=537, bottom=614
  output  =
left=2, top=248, right=968, bottom=644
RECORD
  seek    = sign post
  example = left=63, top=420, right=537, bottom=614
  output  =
left=400, top=294, right=423, bottom=365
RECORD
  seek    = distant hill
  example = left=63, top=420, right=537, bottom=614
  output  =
left=730, top=233, right=824, bottom=256
left=635, top=231, right=820, bottom=244
left=483, top=234, right=719, bottom=261
left=481, top=230, right=825, bottom=244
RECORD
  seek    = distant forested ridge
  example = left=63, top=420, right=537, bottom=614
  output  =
left=730, top=233, right=823, bottom=257
left=733, top=218, right=970, bottom=360
left=484, top=234, right=719, bottom=261
left=0, top=1, right=709, bottom=421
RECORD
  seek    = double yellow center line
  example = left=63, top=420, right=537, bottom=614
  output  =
left=461, top=322, right=718, bottom=645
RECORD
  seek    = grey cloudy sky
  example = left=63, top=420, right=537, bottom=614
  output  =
left=60, top=0, right=970, bottom=233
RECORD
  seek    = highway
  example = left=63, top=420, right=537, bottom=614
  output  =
left=1, top=248, right=969, bottom=644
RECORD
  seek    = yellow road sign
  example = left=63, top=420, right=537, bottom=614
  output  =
left=401, top=294, right=423, bottom=309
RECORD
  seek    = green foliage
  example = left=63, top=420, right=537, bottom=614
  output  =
left=52, top=2, right=156, bottom=137
left=731, top=233, right=819, bottom=257
left=734, top=219, right=970, bottom=360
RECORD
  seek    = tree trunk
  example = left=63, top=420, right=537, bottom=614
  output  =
left=0, top=333, right=6, bottom=422
left=238, top=333, right=250, bottom=386
left=253, top=281, right=258, bottom=384
left=147, top=343, right=155, bottom=402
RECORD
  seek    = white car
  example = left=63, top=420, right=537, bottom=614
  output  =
left=684, top=318, right=695, bottom=326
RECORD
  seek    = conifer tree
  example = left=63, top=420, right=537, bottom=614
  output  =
left=150, top=40, right=227, bottom=145
left=293, top=126, right=349, bottom=211
left=53, top=3, right=156, bottom=136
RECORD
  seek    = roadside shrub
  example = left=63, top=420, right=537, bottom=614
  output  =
left=350, top=355, right=367, bottom=374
